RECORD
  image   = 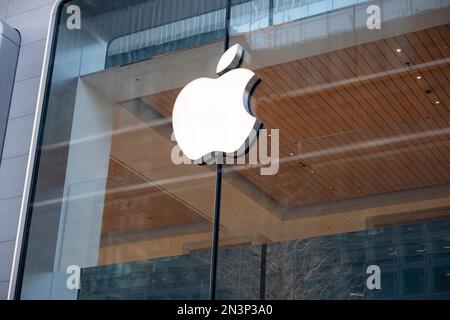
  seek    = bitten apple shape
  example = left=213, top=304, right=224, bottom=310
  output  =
left=172, top=44, right=262, bottom=162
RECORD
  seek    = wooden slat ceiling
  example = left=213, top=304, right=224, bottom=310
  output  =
left=101, top=157, right=210, bottom=237
left=139, top=24, right=450, bottom=209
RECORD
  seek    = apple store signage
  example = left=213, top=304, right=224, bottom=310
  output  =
left=171, top=44, right=279, bottom=175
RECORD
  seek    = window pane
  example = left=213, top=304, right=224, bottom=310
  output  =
left=19, top=0, right=227, bottom=300
left=217, top=0, right=450, bottom=300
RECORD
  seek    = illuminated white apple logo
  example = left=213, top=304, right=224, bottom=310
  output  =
left=172, top=44, right=262, bottom=163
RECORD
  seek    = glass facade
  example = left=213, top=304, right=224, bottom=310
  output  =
left=16, top=0, right=450, bottom=300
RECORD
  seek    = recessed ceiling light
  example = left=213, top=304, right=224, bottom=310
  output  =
left=328, top=186, right=335, bottom=191
left=396, top=48, right=402, bottom=53
left=415, top=75, right=422, bottom=80
left=310, top=170, right=315, bottom=174
left=290, top=153, right=294, bottom=156
left=435, top=101, right=440, bottom=105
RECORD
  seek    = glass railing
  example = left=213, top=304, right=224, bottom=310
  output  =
left=106, top=7, right=227, bottom=67
left=229, top=0, right=369, bottom=34
left=106, top=0, right=370, bottom=67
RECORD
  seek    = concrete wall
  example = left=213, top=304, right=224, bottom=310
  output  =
left=0, top=0, right=55, bottom=300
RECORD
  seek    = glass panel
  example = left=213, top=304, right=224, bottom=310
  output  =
left=19, top=0, right=227, bottom=300
left=106, top=0, right=228, bottom=68
left=216, top=0, right=450, bottom=299
left=229, top=0, right=369, bottom=35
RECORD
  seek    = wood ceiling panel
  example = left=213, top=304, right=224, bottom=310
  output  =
left=137, top=24, right=450, bottom=209
left=101, top=157, right=210, bottom=238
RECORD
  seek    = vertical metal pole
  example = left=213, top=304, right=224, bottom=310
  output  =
left=224, top=0, right=231, bottom=52
left=208, top=0, right=231, bottom=301
left=209, top=162, right=223, bottom=300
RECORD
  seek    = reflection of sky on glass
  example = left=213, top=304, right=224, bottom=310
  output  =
left=108, top=9, right=227, bottom=56
left=230, top=0, right=369, bottom=35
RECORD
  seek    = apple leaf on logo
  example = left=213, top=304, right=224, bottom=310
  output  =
left=216, top=44, right=244, bottom=75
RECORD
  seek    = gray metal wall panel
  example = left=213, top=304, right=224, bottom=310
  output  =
left=13, top=40, right=46, bottom=82
left=6, top=0, right=56, bottom=17
left=2, top=114, right=34, bottom=159
left=0, top=155, right=28, bottom=199
left=6, top=4, right=54, bottom=45
left=0, top=281, right=8, bottom=299
left=0, top=197, right=21, bottom=242
left=0, top=1, right=8, bottom=19
left=8, top=76, right=40, bottom=120
left=0, top=241, right=15, bottom=282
